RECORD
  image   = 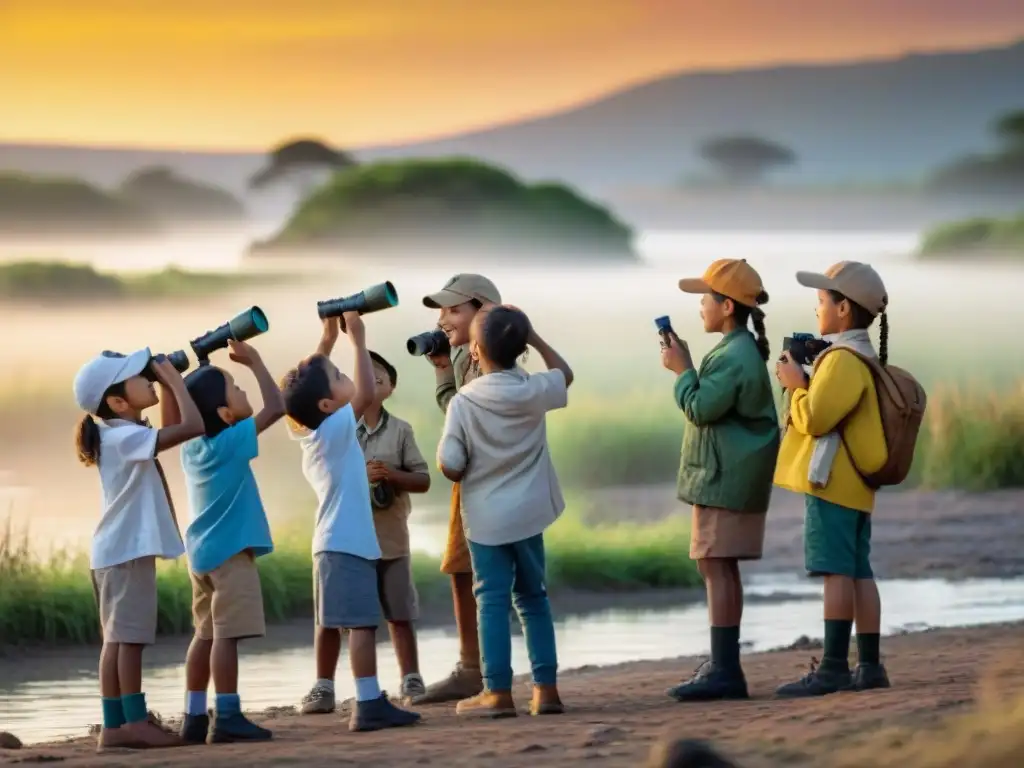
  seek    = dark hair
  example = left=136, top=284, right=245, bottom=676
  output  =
left=369, top=350, right=397, bottom=387
left=826, top=290, right=889, bottom=366
left=280, top=354, right=333, bottom=431
left=711, top=290, right=771, bottom=362
left=479, top=306, right=530, bottom=370
left=75, top=381, right=126, bottom=467
left=184, top=366, right=231, bottom=438
left=469, top=299, right=483, bottom=310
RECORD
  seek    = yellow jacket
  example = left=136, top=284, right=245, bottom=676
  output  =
left=773, top=349, right=887, bottom=513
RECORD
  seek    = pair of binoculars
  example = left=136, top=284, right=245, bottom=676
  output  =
left=143, top=306, right=272, bottom=378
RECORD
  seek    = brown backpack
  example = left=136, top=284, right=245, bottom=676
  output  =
left=815, top=347, right=927, bottom=488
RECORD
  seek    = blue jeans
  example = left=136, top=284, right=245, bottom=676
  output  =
left=468, top=534, right=558, bottom=691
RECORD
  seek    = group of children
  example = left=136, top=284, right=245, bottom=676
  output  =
left=73, top=259, right=903, bottom=752
left=73, top=273, right=571, bottom=750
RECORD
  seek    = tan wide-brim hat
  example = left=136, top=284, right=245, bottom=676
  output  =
left=795, top=261, right=888, bottom=316
left=422, top=273, right=502, bottom=309
left=678, top=258, right=765, bottom=308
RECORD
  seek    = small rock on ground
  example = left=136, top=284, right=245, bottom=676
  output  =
left=0, top=731, right=23, bottom=749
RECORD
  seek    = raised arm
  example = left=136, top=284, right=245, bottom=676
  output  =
left=529, top=328, right=574, bottom=388
left=152, top=360, right=204, bottom=451
left=227, top=340, right=285, bottom=434
left=344, top=312, right=375, bottom=422
left=673, top=353, right=739, bottom=427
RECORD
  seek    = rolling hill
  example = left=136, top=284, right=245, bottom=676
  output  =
left=1, top=39, right=1021, bottom=201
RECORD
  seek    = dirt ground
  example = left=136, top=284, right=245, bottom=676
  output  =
left=4, top=622, right=1022, bottom=768
left=585, top=486, right=1024, bottom=579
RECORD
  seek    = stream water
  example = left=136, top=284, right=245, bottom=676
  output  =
left=3, top=574, right=1024, bottom=745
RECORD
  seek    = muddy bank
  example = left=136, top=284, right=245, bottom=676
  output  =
left=584, top=486, right=1024, bottom=580
left=7, top=621, right=1022, bottom=767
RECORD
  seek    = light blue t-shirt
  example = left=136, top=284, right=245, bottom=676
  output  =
left=290, top=404, right=380, bottom=561
left=181, top=417, right=273, bottom=574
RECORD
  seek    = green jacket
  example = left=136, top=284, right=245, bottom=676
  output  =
left=435, top=344, right=472, bottom=413
left=675, top=329, right=780, bottom=514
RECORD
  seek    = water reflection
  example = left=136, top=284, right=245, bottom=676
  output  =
left=4, top=575, right=1024, bottom=745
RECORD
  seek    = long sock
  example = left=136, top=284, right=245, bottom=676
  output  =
left=215, top=693, right=241, bottom=717
left=823, top=619, right=853, bottom=668
left=710, top=626, right=740, bottom=670
left=857, top=633, right=881, bottom=665
left=186, top=691, right=207, bottom=716
left=121, top=692, right=148, bottom=724
left=354, top=676, right=381, bottom=702
left=101, top=697, right=126, bottom=729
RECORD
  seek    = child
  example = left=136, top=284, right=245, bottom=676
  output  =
left=660, top=258, right=780, bottom=702
left=437, top=305, right=573, bottom=718
left=360, top=351, right=431, bottom=703
left=773, top=261, right=891, bottom=697
left=74, top=349, right=205, bottom=750
left=177, top=339, right=286, bottom=744
left=283, top=312, right=420, bottom=732
left=413, top=273, right=502, bottom=705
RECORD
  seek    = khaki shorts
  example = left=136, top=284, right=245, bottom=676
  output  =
left=91, top=556, right=158, bottom=645
left=689, top=505, right=766, bottom=561
left=440, top=482, right=472, bottom=575
left=191, top=551, right=266, bottom=640
left=377, top=556, right=420, bottom=623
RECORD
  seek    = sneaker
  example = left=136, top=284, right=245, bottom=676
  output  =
left=208, top=712, right=273, bottom=744
left=852, top=662, right=891, bottom=691
left=667, top=660, right=749, bottom=702
left=455, top=690, right=518, bottom=719
left=529, top=684, right=564, bottom=715
left=774, top=657, right=852, bottom=699
left=179, top=713, right=210, bottom=745
left=300, top=683, right=336, bottom=715
left=96, top=727, right=146, bottom=751
left=400, top=674, right=427, bottom=706
left=119, top=719, right=184, bottom=748
left=409, top=662, right=483, bottom=705
left=349, top=693, right=421, bottom=732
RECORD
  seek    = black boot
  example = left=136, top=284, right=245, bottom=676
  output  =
left=852, top=662, right=891, bottom=690
left=667, top=660, right=749, bottom=702
left=179, top=712, right=209, bottom=745
left=208, top=712, right=273, bottom=743
left=349, top=693, right=421, bottom=732
left=774, top=657, right=852, bottom=699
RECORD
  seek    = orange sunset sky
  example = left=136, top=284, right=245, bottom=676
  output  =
left=3, top=0, right=1024, bottom=150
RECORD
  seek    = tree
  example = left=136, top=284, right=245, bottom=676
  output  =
left=698, top=136, right=796, bottom=185
left=120, top=166, right=246, bottom=222
left=248, top=138, right=357, bottom=198
left=994, top=110, right=1024, bottom=151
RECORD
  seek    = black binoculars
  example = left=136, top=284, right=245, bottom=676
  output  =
left=190, top=306, right=270, bottom=364
left=317, top=282, right=398, bottom=331
left=407, top=328, right=451, bottom=357
left=143, top=350, right=190, bottom=380
left=782, top=332, right=832, bottom=366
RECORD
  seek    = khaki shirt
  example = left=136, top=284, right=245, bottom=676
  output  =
left=356, top=409, right=429, bottom=559
left=435, top=344, right=480, bottom=414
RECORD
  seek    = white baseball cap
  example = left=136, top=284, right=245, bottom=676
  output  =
left=73, top=348, right=152, bottom=415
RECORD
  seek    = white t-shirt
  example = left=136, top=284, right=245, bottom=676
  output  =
left=437, top=368, right=568, bottom=546
left=91, top=419, right=186, bottom=570
left=292, top=405, right=381, bottom=560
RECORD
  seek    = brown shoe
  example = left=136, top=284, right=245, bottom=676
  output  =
left=119, top=719, right=184, bottom=749
left=96, top=727, right=146, bottom=751
left=410, top=662, right=483, bottom=705
left=530, top=684, right=564, bottom=715
left=455, top=690, right=518, bottom=719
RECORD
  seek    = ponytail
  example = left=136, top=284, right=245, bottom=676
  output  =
left=878, top=311, right=889, bottom=367
left=76, top=414, right=101, bottom=466
left=751, top=307, right=770, bottom=362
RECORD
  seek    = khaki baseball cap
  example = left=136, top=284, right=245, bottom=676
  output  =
left=678, top=258, right=765, bottom=308
left=422, top=273, right=501, bottom=309
left=796, top=261, right=888, bottom=316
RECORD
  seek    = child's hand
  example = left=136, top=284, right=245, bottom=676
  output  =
left=427, top=350, right=452, bottom=370
left=366, top=460, right=390, bottom=483
left=776, top=353, right=808, bottom=391
left=321, top=316, right=341, bottom=345
left=151, top=358, right=185, bottom=387
left=342, top=311, right=366, bottom=345
left=227, top=339, right=261, bottom=367
left=660, top=333, right=690, bottom=375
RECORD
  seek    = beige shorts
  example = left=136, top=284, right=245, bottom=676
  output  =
left=191, top=551, right=266, bottom=640
left=441, top=482, right=472, bottom=575
left=689, top=505, right=767, bottom=561
left=91, top=556, right=158, bottom=645
left=377, top=556, right=419, bottom=623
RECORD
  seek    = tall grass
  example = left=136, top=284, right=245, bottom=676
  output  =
left=0, top=507, right=698, bottom=647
